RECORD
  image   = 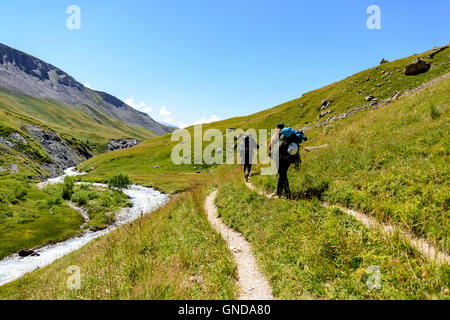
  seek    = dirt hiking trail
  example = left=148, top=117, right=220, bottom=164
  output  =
left=205, top=190, right=274, bottom=300
left=245, top=181, right=450, bottom=265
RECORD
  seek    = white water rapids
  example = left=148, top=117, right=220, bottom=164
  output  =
left=0, top=167, right=168, bottom=286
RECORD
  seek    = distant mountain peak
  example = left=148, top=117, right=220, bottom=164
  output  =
left=0, top=42, right=173, bottom=136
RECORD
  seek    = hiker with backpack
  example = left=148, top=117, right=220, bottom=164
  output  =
left=269, top=123, right=307, bottom=198
left=238, top=133, right=259, bottom=182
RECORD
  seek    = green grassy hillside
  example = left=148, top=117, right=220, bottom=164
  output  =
left=1, top=46, right=449, bottom=299
left=254, top=76, right=449, bottom=252
left=0, top=89, right=156, bottom=153
left=78, top=45, right=450, bottom=193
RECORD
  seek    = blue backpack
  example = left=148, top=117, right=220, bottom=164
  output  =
left=281, top=128, right=308, bottom=143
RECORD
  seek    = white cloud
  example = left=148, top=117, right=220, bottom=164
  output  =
left=84, top=82, right=92, bottom=89
left=159, top=106, right=171, bottom=117
left=177, top=122, right=189, bottom=128
left=142, top=107, right=153, bottom=114
left=193, top=115, right=221, bottom=125
left=122, top=99, right=219, bottom=129
left=124, top=98, right=152, bottom=114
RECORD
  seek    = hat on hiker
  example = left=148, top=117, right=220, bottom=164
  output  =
left=276, top=123, right=285, bottom=129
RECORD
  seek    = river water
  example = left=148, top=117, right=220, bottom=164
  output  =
left=0, top=168, right=168, bottom=286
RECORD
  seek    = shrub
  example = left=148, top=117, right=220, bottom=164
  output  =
left=108, top=173, right=131, bottom=189
left=0, top=192, right=9, bottom=204
left=99, top=193, right=112, bottom=207
left=13, top=186, right=27, bottom=202
left=62, top=176, right=75, bottom=200
left=430, top=103, right=441, bottom=119
left=0, top=203, right=12, bottom=218
left=71, top=190, right=89, bottom=206
left=47, top=195, right=63, bottom=207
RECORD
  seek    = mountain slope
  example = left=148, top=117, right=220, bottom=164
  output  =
left=79, top=45, right=450, bottom=191
left=0, top=42, right=173, bottom=137
left=3, top=77, right=449, bottom=299
left=78, top=45, right=450, bottom=252
left=0, top=88, right=155, bottom=153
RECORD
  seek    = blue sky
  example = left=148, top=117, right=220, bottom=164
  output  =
left=1, top=0, right=449, bottom=127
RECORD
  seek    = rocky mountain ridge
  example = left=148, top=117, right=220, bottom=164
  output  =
left=0, top=42, right=172, bottom=136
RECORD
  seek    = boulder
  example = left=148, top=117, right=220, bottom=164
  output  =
left=365, top=95, right=375, bottom=102
left=405, top=59, right=430, bottom=75
left=320, top=99, right=331, bottom=110
left=380, top=58, right=389, bottom=64
left=18, top=249, right=34, bottom=257
left=10, top=163, right=18, bottom=174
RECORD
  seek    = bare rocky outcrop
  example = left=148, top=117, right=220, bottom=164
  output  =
left=107, top=138, right=141, bottom=152
left=0, top=133, right=27, bottom=148
left=24, top=124, right=94, bottom=176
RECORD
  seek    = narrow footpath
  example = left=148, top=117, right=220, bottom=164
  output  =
left=245, top=181, right=450, bottom=265
left=204, top=190, right=274, bottom=300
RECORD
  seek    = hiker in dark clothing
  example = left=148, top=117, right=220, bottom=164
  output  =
left=239, top=133, right=259, bottom=182
left=269, top=123, right=289, bottom=197
left=277, top=160, right=291, bottom=198
left=270, top=123, right=307, bottom=198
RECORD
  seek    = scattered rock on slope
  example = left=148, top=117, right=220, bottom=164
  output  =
left=10, top=164, right=18, bottom=174
left=318, top=110, right=332, bottom=119
left=405, top=59, right=430, bottom=75
left=320, top=99, right=331, bottom=110
left=107, top=138, right=141, bottom=151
